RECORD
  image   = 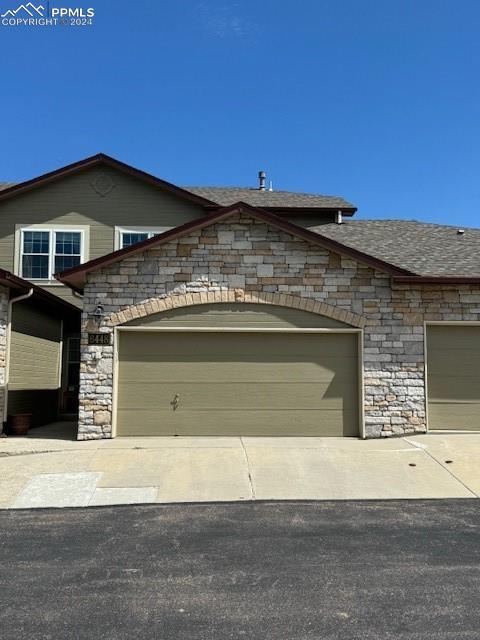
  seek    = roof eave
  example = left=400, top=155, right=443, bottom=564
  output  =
left=0, top=269, right=80, bottom=313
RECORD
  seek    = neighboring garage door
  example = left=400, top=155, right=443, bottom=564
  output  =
left=115, top=306, right=359, bottom=437
left=427, top=325, right=480, bottom=431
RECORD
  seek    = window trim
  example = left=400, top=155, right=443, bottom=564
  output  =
left=114, top=226, right=172, bottom=251
left=15, top=224, right=89, bottom=284
left=21, top=229, right=50, bottom=280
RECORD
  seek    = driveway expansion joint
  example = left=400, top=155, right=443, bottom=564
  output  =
left=240, top=437, right=256, bottom=500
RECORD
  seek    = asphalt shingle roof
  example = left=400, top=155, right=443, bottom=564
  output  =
left=315, top=219, right=480, bottom=277
left=184, top=186, right=355, bottom=209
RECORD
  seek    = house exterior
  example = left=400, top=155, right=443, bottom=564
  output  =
left=0, top=153, right=357, bottom=428
left=2, top=153, right=480, bottom=439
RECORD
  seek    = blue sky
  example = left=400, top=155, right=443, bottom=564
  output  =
left=1, top=0, right=479, bottom=225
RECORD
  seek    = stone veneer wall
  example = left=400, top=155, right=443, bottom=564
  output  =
left=78, top=214, right=480, bottom=440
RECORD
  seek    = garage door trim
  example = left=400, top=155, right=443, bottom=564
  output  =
left=112, top=325, right=365, bottom=438
left=425, top=320, right=480, bottom=433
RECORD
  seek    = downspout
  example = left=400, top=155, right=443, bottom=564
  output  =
left=2, top=288, right=34, bottom=431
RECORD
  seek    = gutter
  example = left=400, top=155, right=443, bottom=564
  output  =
left=2, top=287, right=34, bottom=431
left=393, top=276, right=480, bottom=284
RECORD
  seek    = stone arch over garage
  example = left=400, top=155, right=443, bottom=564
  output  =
left=107, top=290, right=366, bottom=328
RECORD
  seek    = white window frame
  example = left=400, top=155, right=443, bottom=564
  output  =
left=114, top=226, right=172, bottom=251
left=15, top=225, right=89, bottom=283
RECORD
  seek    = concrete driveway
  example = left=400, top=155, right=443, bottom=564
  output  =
left=1, top=423, right=480, bottom=507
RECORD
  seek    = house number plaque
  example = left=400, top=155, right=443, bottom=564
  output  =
left=88, top=333, right=112, bottom=346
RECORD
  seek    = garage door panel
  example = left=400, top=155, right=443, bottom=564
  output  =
left=428, top=403, right=480, bottom=431
left=428, top=342, right=480, bottom=356
left=116, top=330, right=359, bottom=437
left=116, top=410, right=176, bottom=436
left=119, top=359, right=357, bottom=384
left=117, top=381, right=358, bottom=411
left=120, top=332, right=357, bottom=359
left=427, top=353, right=480, bottom=375
left=427, top=325, right=480, bottom=431
left=116, top=409, right=359, bottom=437
left=428, top=328, right=480, bottom=351
left=428, top=376, right=480, bottom=401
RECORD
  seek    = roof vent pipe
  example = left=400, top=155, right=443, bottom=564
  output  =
left=336, top=210, right=343, bottom=224
left=258, top=170, right=266, bottom=191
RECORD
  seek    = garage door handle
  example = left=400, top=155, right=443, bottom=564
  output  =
left=171, top=394, right=180, bottom=411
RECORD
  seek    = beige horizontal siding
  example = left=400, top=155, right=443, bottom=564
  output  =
left=12, top=300, right=62, bottom=341
left=9, top=333, right=61, bottom=390
left=41, top=285, right=82, bottom=308
left=9, top=300, right=62, bottom=391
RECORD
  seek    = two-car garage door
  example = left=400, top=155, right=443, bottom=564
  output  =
left=115, top=328, right=360, bottom=437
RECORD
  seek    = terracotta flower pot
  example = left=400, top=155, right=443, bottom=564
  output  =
left=10, top=414, right=32, bottom=436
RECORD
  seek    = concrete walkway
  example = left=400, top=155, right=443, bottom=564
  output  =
left=1, top=423, right=480, bottom=508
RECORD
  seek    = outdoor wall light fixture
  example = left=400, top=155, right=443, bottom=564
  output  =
left=92, top=304, right=105, bottom=323
left=86, top=303, right=105, bottom=331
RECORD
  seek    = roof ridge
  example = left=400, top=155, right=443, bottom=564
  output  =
left=185, top=185, right=348, bottom=198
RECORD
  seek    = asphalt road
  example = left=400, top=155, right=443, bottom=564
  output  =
left=0, top=500, right=479, bottom=639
